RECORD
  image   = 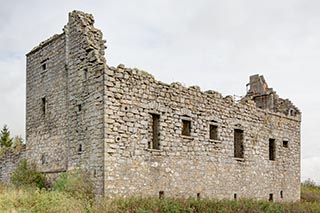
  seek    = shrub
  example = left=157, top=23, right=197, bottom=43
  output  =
left=302, top=179, right=319, bottom=188
left=10, top=159, right=46, bottom=189
left=53, top=169, right=94, bottom=201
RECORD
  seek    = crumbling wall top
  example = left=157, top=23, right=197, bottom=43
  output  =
left=245, top=74, right=301, bottom=118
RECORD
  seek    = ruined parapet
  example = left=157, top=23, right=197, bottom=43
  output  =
left=245, top=74, right=300, bottom=117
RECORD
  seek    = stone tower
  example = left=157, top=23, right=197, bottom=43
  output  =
left=26, top=11, right=106, bottom=195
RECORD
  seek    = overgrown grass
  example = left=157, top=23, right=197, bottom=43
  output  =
left=0, top=185, right=89, bottom=212
left=1, top=176, right=320, bottom=212
left=93, top=197, right=320, bottom=213
left=0, top=188, right=320, bottom=213
left=301, top=185, right=320, bottom=203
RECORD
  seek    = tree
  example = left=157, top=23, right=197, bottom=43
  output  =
left=0, top=125, right=13, bottom=148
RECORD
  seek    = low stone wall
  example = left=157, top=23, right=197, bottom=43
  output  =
left=0, top=146, right=26, bottom=184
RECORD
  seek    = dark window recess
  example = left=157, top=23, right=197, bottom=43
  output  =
left=41, top=97, right=46, bottom=115
left=41, top=154, right=46, bottom=165
left=78, top=144, right=82, bottom=154
left=42, top=63, right=47, bottom=71
left=234, top=193, right=237, bottom=200
left=269, top=139, right=276, bottom=161
left=150, top=114, right=160, bottom=150
left=269, top=193, right=273, bottom=202
left=78, top=104, right=82, bottom=112
left=84, top=68, right=88, bottom=80
left=280, top=191, right=283, bottom=199
left=209, top=124, right=218, bottom=140
left=182, top=120, right=191, bottom=136
left=234, top=129, right=244, bottom=158
left=283, top=140, right=288, bottom=148
left=159, top=191, right=164, bottom=199
left=197, top=193, right=201, bottom=200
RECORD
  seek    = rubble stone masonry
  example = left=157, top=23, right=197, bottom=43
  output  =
left=22, top=10, right=301, bottom=201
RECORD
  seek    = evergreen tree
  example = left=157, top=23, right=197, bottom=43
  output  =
left=0, top=125, right=13, bottom=147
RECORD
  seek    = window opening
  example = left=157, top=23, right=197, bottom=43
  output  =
left=41, top=97, right=46, bottom=116
left=182, top=119, right=191, bottom=136
left=151, top=114, right=160, bottom=150
left=78, top=144, right=82, bottom=154
left=269, top=193, right=273, bottom=202
left=42, top=63, right=46, bottom=70
left=209, top=124, right=218, bottom=140
left=159, top=191, right=164, bottom=199
left=283, top=140, right=288, bottom=148
left=234, top=129, right=244, bottom=158
left=197, top=193, right=201, bottom=200
left=269, top=139, right=276, bottom=161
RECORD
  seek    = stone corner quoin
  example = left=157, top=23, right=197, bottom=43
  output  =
left=4, top=10, right=302, bottom=201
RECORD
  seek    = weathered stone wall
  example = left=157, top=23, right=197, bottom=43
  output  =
left=64, top=11, right=106, bottom=196
left=26, top=33, right=68, bottom=173
left=25, top=10, right=301, bottom=201
left=26, top=11, right=106, bottom=195
left=0, top=147, right=26, bottom=184
left=104, top=65, right=301, bottom=202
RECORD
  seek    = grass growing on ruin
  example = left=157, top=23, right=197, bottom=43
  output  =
left=0, top=185, right=320, bottom=212
left=1, top=165, right=320, bottom=212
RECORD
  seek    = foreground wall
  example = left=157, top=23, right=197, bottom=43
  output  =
left=104, top=65, right=301, bottom=202
left=0, top=147, right=26, bottom=184
left=26, top=11, right=106, bottom=195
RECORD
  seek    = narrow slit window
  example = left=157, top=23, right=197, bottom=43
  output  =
left=280, top=190, right=283, bottom=199
left=269, top=139, right=276, bottom=161
left=78, top=144, right=82, bottom=154
left=182, top=119, right=191, bottom=136
left=209, top=124, right=218, bottom=140
left=234, top=129, right=244, bottom=158
left=84, top=68, right=88, bottom=80
left=151, top=114, right=160, bottom=150
left=234, top=193, right=237, bottom=200
left=78, top=104, right=82, bottom=112
left=41, top=154, right=46, bottom=165
left=41, top=97, right=46, bottom=116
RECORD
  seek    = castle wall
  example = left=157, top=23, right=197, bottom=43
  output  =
left=25, top=10, right=301, bottom=201
left=64, top=11, right=106, bottom=196
left=26, top=33, right=68, bottom=173
left=103, top=65, right=300, bottom=201
left=26, top=11, right=106, bottom=195
left=0, top=147, right=26, bottom=184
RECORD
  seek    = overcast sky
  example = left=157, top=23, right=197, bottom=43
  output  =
left=0, top=0, right=319, bottom=183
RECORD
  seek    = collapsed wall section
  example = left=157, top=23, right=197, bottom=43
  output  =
left=0, top=147, right=26, bottom=184
left=103, top=65, right=301, bottom=201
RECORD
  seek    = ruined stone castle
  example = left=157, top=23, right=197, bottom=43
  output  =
left=3, top=11, right=303, bottom=201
